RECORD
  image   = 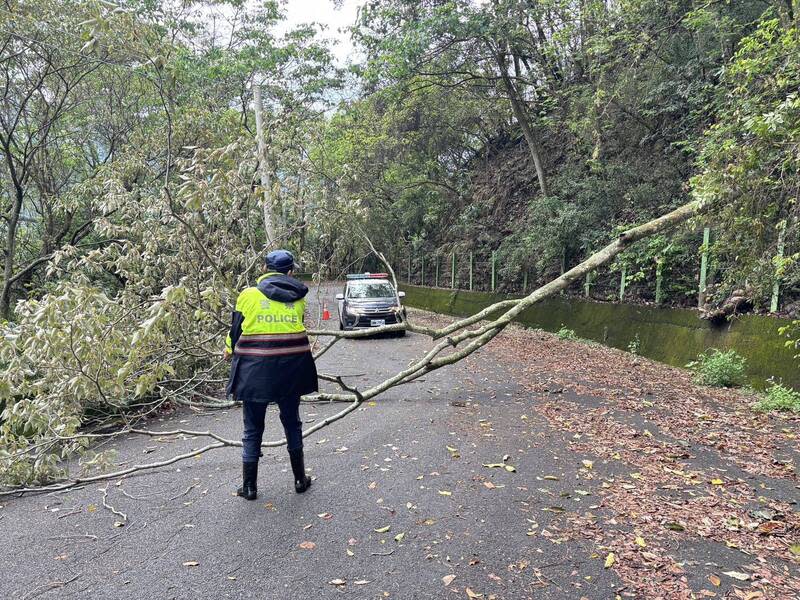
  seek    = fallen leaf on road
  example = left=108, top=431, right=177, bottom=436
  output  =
left=346, top=549, right=354, bottom=556
left=708, top=575, right=721, bottom=586
left=668, top=563, right=685, bottom=575
left=790, top=544, right=800, bottom=556
left=710, top=478, right=724, bottom=485
left=604, top=553, right=615, bottom=568
left=483, top=482, right=495, bottom=489
left=544, top=475, right=559, bottom=481
left=438, top=490, right=452, bottom=496
left=354, top=580, right=370, bottom=585
left=635, top=537, right=646, bottom=548
left=756, top=521, right=785, bottom=535
left=723, top=571, right=750, bottom=581
left=299, top=541, right=316, bottom=550
left=394, top=533, right=405, bottom=542
left=466, top=588, right=483, bottom=598
left=581, top=460, right=594, bottom=469
left=329, top=579, right=346, bottom=586
left=442, top=574, right=456, bottom=586
left=374, top=525, right=391, bottom=533
left=183, top=561, right=199, bottom=567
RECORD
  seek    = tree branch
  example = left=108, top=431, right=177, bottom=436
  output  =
left=1, top=198, right=704, bottom=496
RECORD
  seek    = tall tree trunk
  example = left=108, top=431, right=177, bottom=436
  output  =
left=1, top=186, right=23, bottom=320
left=253, top=84, right=277, bottom=248
left=496, top=53, right=549, bottom=197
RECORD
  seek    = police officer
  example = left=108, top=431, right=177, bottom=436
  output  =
left=224, top=249, right=318, bottom=500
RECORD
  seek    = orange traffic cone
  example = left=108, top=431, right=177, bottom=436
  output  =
left=322, top=301, right=330, bottom=321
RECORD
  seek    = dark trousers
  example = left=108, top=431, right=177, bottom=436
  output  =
left=242, top=398, right=303, bottom=462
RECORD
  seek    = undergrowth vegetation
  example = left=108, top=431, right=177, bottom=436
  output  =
left=754, top=382, right=800, bottom=413
left=556, top=326, right=578, bottom=341
left=686, top=349, right=748, bottom=388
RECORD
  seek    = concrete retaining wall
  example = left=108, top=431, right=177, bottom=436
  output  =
left=399, top=284, right=799, bottom=391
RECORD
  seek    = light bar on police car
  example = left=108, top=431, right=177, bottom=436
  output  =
left=346, top=273, right=390, bottom=280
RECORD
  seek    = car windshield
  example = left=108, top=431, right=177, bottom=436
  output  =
left=347, top=282, right=395, bottom=299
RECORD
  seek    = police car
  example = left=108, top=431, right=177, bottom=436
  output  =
left=335, top=273, right=406, bottom=335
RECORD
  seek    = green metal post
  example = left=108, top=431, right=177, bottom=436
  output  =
left=655, top=260, right=664, bottom=305
left=491, top=251, right=496, bottom=292
left=619, top=265, right=627, bottom=301
left=583, top=248, right=592, bottom=297
left=407, top=253, right=411, bottom=284
left=435, top=255, right=439, bottom=288
left=698, top=227, right=710, bottom=307
left=469, top=251, right=473, bottom=291
left=523, top=270, right=528, bottom=293
left=451, top=252, right=455, bottom=289
left=421, top=255, right=425, bottom=286
left=771, top=224, right=786, bottom=313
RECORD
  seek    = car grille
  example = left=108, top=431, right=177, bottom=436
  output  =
left=361, top=307, right=390, bottom=314
left=352, top=312, right=399, bottom=327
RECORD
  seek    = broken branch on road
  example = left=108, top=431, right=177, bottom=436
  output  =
left=1, top=200, right=705, bottom=496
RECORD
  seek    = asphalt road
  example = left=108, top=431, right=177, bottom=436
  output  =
left=19, top=282, right=799, bottom=599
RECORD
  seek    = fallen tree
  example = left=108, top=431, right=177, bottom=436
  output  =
left=0, top=197, right=704, bottom=496
left=0, top=3, right=708, bottom=493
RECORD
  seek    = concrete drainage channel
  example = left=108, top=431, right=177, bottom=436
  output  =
left=398, top=284, right=799, bottom=391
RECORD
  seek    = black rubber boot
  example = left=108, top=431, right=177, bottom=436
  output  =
left=289, top=448, right=312, bottom=493
left=236, top=461, right=258, bottom=500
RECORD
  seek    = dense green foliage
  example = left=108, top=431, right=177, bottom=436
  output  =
left=686, top=348, right=748, bottom=388
left=0, top=0, right=338, bottom=484
left=1, top=0, right=798, bottom=486
left=754, top=381, right=800, bottom=412
left=317, top=0, right=799, bottom=313
left=556, top=325, right=577, bottom=341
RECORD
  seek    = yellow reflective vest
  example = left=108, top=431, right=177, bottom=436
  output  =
left=225, top=272, right=307, bottom=353
left=225, top=272, right=318, bottom=402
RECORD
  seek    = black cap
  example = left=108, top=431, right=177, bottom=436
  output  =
left=266, top=249, right=295, bottom=273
